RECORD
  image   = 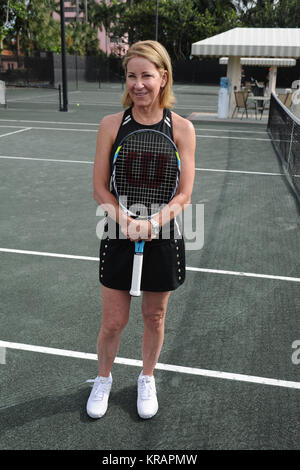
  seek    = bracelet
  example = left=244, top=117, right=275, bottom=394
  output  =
left=150, top=218, right=160, bottom=235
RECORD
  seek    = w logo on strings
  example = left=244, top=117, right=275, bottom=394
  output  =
left=125, top=152, right=170, bottom=188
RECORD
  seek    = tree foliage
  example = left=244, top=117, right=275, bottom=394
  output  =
left=66, top=20, right=99, bottom=56
left=1, top=0, right=300, bottom=60
left=88, top=0, right=125, bottom=54
left=0, top=0, right=27, bottom=53
left=109, top=0, right=238, bottom=60
left=236, top=0, right=300, bottom=27
left=22, top=0, right=61, bottom=54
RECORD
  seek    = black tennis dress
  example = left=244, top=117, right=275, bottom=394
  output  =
left=99, top=107, right=185, bottom=292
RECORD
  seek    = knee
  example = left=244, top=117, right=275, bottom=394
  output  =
left=142, top=304, right=166, bottom=331
left=101, top=318, right=128, bottom=338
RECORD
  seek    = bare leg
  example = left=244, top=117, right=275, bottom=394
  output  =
left=141, top=291, right=171, bottom=376
left=97, top=286, right=131, bottom=377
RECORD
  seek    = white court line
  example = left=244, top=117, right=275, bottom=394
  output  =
left=195, top=167, right=284, bottom=176
left=174, top=86, right=191, bottom=91
left=0, top=124, right=96, bottom=132
left=0, top=126, right=270, bottom=142
left=0, top=248, right=299, bottom=283
left=0, top=125, right=31, bottom=129
left=6, top=99, right=215, bottom=110
left=0, top=155, right=284, bottom=177
left=0, top=119, right=99, bottom=126
left=0, top=125, right=271, bottom=140
left=187, top=266, right=300, bottom=283
left=28, top=126, right=96, bottom=132
left=0, top=125, right=96, bottom=133
left=3, top=107, right=76, bottom=114
left=0, top=248, right=98, bottom=261
left=1, top=125, right=271, bottom=141
left=8, top=100, right=120, bottom=107
left=0, top=155, right=93, bottom=165
left=194, top=127, right=267, bottom=135
left=178, top=105, right=216, bottom=109
left=1, top=340, right=300, bottom=390
left=0, top=128, right=32, bottom=138
left=196, top=134, right=271, bottom=141
left=0, top=119, right=267, bottom=135
left=8, top=92, right=58, bottom=101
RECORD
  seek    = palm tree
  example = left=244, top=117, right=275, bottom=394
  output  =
left=89, top=0, right=123, bottom=54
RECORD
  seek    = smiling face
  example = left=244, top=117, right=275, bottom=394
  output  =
left=125, top=56, right=167, bottom=109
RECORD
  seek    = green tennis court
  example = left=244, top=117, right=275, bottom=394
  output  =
left=1, top=84, right=300, bottom=451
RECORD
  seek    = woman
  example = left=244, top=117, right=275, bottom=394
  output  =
left=87, top=40, right=195, bottom=420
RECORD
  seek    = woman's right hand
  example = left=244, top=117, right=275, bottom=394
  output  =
left=120, top=218, right=154, bottom=242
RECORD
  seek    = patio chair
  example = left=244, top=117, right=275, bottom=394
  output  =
left=278, top=93, right=287, bottom=104
left=232, top=90, right=257, bottom=119
left=278, top=92, right=293, bottom=108
left=285, top=92, right=293, bottom=108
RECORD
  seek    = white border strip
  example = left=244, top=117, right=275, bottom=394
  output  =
left=0, top=248, right=299, bottom=283
left=1, top=340, right=300, bottom=390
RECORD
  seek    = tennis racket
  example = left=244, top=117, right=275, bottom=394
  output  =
left=112, top=129, right=181, bottom=296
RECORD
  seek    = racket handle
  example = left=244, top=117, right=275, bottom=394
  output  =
left=130, top=253, right=144, bottom=296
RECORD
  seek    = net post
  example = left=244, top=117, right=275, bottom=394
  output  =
left=58, top=84, right=62, bottom=111
left=98, top=57, right=101, bottom=89
left=59, top=0, right=68, bottom=112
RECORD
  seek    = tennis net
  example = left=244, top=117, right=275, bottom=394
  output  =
left=267, top=92, right=300, bottom=203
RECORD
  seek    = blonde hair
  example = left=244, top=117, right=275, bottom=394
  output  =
left=121, top=40, right=176, bottom=109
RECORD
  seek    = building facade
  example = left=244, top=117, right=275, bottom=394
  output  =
left=53, top=0, right=127, bottom=56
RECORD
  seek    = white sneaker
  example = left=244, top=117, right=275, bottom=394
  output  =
left=137, top=372, right=158, bottom=419
left=86, top=374, right=112, bottom=419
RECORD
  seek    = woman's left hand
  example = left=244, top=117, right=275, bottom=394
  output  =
left=127, top=219, right=154, bottom=242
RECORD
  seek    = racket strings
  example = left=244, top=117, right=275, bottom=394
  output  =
left=114, top=131, right=179, bottom=217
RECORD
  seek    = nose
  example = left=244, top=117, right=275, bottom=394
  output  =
left=134, top=78, right=144, bottom=90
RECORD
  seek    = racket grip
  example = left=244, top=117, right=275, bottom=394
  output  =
left=130, top=253, right=144, bottom=296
